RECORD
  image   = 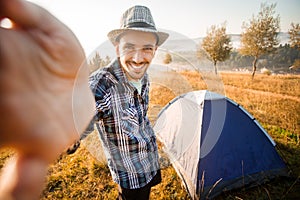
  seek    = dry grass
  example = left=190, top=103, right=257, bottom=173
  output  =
left=179, top=71, right=300, bottom=135
left=221, top=73, right=300, bottom=98
left=0, top=70, right=299, bottom=199
left=40, top=145, right=189, bottom=200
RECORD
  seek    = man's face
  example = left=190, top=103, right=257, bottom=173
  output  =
left=116, top=30, right=157, bottom=82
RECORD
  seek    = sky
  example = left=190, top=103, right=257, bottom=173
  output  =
left=27, top=0, right=300, bottom=56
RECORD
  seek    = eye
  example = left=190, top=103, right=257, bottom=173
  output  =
left=144, top=47, right=153, bottom=51
left=123, top=44, right=135, bottom=52
left=143, top=47, right=154, bottom=53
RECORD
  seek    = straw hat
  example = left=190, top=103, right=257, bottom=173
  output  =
left=107, top=5, right=169, bottom=46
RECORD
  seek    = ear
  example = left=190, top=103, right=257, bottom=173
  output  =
left=115, top=44, right=120, bottom=57
left=153, top=46, right=158, bottom=56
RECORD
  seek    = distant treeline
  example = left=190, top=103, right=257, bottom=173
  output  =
left=223, top=44, right=300, bottom=71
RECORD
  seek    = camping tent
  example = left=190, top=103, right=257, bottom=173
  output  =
left=154, top=90, right=287, bottom=199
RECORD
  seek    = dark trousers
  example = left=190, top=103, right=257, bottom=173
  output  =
left=118, top=170, right=161, bottom=200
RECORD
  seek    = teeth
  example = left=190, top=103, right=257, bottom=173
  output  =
left=130, top=63, right=145, bottom=69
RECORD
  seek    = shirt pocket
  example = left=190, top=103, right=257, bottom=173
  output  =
left=121, top=106, right=140, bottom=136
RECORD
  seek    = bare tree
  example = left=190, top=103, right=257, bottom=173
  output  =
left=201, top=23, right=232, bottom=74
left=239, top=3, right=280, bottom=79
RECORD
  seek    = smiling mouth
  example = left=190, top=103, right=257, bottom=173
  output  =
left=128, top=62, right=148, bottom=70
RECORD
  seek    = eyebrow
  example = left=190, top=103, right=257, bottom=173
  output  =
left=123, top=43, right=155, bottom=48
left=143, top=44, right=155, bottom=48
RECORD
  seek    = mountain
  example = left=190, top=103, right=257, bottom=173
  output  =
left=160, top=32, right=291, bottom=52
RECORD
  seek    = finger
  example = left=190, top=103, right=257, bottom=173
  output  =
left=0, top=0, right=86, bottom=77
left=0, top=0, right=59, bottom=31
left=0, top=154, right=48, bottom=200
left=1, top=0, right=41, bottom=28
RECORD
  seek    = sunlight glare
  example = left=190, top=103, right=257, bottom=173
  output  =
left=0, top=18, right=13, bottom=29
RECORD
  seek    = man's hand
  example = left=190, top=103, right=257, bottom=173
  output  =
left=0, top=0, right=95, bottom=199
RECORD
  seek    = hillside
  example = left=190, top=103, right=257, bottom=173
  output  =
left=0, top=71, right=299, bottom=199
left=44, top=71, right=300, bottom=199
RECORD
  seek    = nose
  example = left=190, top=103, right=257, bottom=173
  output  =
left=131, top=49, right=144, bottom=63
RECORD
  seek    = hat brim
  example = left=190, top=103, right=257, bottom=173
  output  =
left=107, top=28, right=169, bottom=46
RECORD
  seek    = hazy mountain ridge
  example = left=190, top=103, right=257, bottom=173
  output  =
left=161, top=32, right=291, bottom=52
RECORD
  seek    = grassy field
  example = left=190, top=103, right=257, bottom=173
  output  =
left=0, top=71, right=299, bottom=199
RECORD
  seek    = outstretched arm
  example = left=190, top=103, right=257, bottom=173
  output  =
left=0, top=0, right=95, bottom=199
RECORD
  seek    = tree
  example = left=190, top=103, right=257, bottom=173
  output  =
left=239, top=3, right=280, bottom=78
left=288, top=22, right=300, bottom=50
left=224, top=44, right=300, bottom=72
left=89, top=52, right=111, bottom=72
left=163, top=52, right=172, bottom=64
left=201, top=23, right=232, bottom=74
left=289, top=59, right=300, bottom=70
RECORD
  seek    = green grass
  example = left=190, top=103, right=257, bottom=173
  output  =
left=264, top=125, right=300, bottom=176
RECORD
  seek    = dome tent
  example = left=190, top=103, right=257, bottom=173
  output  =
left=154, top=90, right=287, bottom=199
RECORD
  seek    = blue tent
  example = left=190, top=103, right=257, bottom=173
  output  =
left=154, top=90, right=287, bottom=199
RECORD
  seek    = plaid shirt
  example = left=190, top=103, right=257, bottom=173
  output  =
left=89, top=59, right=160, bottom=189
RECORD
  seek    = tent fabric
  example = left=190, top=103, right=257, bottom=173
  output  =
left=154, top=90, right=287, bottom=199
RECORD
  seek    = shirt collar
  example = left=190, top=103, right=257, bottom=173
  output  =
left=110, top=59, right=149, bottom=88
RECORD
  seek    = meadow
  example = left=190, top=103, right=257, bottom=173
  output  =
left=0, top=70, right=299, bottom=199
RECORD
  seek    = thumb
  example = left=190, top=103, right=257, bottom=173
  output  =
left=0, top=154, right=48, bottom=200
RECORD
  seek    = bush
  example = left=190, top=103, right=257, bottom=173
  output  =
left=163, top=53, right=172, bottom=64
left=261, top=67, right=271, bottom=75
